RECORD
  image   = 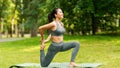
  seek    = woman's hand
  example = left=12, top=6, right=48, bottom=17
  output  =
left=40, top=40, right=45, bottom=50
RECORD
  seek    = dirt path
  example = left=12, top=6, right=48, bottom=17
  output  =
left=0, top=38, right=25, bottom=42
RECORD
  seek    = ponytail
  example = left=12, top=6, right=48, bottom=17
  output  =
left=48, top=13, right=54, bottom=23
left=48, top=8, right=60, bottom=23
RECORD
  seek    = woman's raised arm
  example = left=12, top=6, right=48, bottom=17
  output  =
left=39, top=22, right=55, bottom=44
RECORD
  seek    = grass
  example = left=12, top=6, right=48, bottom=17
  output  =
left=0, top=35, right=120, bottom=68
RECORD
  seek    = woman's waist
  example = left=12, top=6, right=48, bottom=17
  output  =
left=51, top=36, right=63, bottom=43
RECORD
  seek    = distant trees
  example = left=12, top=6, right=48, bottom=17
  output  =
left=61, top=0, right=120, bottom=35
left=0, top=0, right=120, bottom=38
left=0, top=0, right=11, bottom=38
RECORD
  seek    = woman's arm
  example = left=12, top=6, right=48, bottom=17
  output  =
left=44, top=34, right=51, bottom=43
left=39, top=22, right=55, bottom=45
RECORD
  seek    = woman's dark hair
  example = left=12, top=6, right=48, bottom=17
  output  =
left=48, top=8, right=60, bottom=23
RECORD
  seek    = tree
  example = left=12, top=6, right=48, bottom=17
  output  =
left=72, top=0, right=120, bottom=35
left=0, top=0, right=11, bottom=38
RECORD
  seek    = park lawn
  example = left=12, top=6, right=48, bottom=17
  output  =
left=0, top=35, right=120, bottom=68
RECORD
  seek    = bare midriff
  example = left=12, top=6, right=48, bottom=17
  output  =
left=51, top=36, right=63, bottom=43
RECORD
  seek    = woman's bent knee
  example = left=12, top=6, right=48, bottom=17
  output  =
left=74, top=42, right=80, bottom=48
left=41, top=63, right=48, bottom=67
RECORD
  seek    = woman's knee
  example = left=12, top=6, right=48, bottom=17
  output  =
left=73, top=42, right=80, bottom=47
left=76, top=42, right=80, bottom=47
left=41, top=63, right=48, bottom=67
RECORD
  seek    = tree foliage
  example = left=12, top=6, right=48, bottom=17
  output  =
left=0, top=0, right=120, bottom=38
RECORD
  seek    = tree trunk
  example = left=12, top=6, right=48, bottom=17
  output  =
left=0, top=25, right=2, bottom=38
left=0, top=33, right=2, bottom=38
left=91, top=13, right=97, bottom=35
left=0, top=18, right=2, bottom=38
left=71, top=30, right=74, bottom=35
left=31, top=29, right=37, bottom=37
left=20, top=0, right=24, bottom=37
left=0, top=18, right=4, bottom=38
left=10, top=1, right=18, bottom=37
left=91, top=0, right=98, bottom=35
left=81, top=30, right=86, bottom=35
left=21, top=22, right=24, bottom=37
left=10, top=29, right=12, bottom=37
left=5, top=29, right=8, bottom=38
left=15, top=24, right=19, bottom=37
left=0, top=23, right=1, bottom=38
left=11, top=18, right=14, bottom=37
left=0, top=0, right=6, bottom=38
left=30, top=22, right=37, bottom=37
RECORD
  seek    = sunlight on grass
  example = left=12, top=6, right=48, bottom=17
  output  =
left=0, top=35, right=120, bottom=68
left=23, top=46, right=40, bottom=52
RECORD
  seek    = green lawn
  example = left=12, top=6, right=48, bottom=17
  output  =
left=0, top=35, right=120, bottom=68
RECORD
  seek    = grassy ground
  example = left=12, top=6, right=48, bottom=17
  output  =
left=0, top=35, right=120, bottom=68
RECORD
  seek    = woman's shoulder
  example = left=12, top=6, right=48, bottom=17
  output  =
left=50, top=21, right=56, bottom=26
left=47, top=21, right=56, bottom=27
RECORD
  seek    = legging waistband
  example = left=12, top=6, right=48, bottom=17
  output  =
left=52, top=41, right=64, bottom=44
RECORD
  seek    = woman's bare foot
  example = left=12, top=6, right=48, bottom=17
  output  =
left=69, top=62, right=78, bottom=68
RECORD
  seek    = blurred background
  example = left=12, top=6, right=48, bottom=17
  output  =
left=0, top=0, right=120, bottom=38
left=1, top=0, right=120, bottom=68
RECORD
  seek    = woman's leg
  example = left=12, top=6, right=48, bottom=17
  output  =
left=40, top=50, right=58, bottom=67
left=60, top=42, right=80, bottom=62
left=40, top=50, right=45, bottom=65
left=40, top=42, right=62, bottom=67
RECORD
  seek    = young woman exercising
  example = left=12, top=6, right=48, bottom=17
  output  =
left=39, top=8, right=80, bottom=67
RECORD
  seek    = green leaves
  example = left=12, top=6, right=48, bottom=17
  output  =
left=1, top=0, right=120, bottom=36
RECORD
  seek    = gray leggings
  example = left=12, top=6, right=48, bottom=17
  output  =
left=40, top=41, right=80, bottom=67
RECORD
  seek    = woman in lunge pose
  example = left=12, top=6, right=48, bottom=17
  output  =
left=39, top=8, right=80, bottom=67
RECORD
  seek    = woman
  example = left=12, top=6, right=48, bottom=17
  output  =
left=39, top=8, right=80, bottom=67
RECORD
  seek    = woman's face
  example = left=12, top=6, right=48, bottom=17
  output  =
left=55, top=9, right=64, bottom=19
